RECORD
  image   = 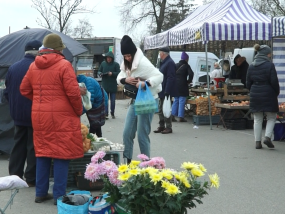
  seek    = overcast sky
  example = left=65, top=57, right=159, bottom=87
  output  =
left=0, top=0, right=127, bottom=39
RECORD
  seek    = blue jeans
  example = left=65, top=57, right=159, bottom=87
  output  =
left=36, top=157, right=69, bottom=200
left=123, top=103, right=154, bottom=159
left=171, top=97, right=187, bottom=118
left=105, top=92, right=116, bottom=116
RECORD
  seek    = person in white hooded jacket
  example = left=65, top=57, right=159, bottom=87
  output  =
left=117, top=35, right=163, bottom=163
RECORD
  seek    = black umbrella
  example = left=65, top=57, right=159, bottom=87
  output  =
left=0, top=28, right=88, bottom=66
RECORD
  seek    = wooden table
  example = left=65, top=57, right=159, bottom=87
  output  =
left=215, top=103, right=251, bottom=129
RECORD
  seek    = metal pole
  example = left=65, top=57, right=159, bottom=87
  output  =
left=205, top=42, right=212, bottom=129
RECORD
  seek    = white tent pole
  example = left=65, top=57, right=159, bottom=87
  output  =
left=205, top=42, right=212, bottom=129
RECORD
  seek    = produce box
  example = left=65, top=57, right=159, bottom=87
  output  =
left=193, top=115, right=220, bottom=125
left=224, top=118, right=247, bottom=130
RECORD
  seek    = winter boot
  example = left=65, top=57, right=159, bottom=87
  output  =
left=263, top=137, right=275, bottom=148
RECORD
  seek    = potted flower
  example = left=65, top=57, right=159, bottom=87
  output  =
left=85, top=152, right=220, bottom=214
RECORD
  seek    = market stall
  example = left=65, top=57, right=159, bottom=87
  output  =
left=144, top=0, right=271, bottom=128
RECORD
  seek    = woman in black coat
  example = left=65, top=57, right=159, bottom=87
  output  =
left=171, top=52, right=194, bottom=122
left=246, top=44, right=280, bottom=149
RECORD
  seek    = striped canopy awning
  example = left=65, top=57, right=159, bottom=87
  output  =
left=144, top=0, right=271, bottom=50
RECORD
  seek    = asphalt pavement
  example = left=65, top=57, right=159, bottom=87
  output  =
left=1, top=99, right=285, bottom=214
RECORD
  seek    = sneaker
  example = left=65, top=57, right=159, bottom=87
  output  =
left=27, top=182, right=35, bottom=187
left=111, top=115, right=116, bottom=119
left=153, top=127, right=165, bottom=133
left=35, top=194, right=53, bottom=203
left=172, top=116, right=177, bottom=122
left=105, top=115, right=109, bottom=119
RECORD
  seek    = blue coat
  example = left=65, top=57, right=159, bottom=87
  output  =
left=158, top=55, right=176, bottom=98
left=4, top=54, right=35, bottom=126
left=77, top=75, right=108, bottom=114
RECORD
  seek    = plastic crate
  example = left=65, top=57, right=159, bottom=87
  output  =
left=193, top=115, right=220, bottom=125
left=50, top=152, right=120, bottom=189
left=225, top=118, right=247, bottom=130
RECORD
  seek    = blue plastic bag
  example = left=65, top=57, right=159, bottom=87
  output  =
left=134, top=82, right=158, bottom=115
left=88, top=193, right=115, bottom=214
left=57, top=190, right=92, bottom=214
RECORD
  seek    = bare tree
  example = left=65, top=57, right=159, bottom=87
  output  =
left=72, top=18, right=93, bottom=38
left=250, top=0, right=285, bottom=16
left=31, top=0, right=95, bottom=33
left=119, top=0, right=191, bottom=64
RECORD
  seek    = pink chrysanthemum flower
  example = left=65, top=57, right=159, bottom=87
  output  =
left=101, top=160, right=117, bottom=174
left=91, top=151, right=106, bottom=163
left=137, top=154, right=150, bottom=161
left=84, top=163, right=100, bottom=181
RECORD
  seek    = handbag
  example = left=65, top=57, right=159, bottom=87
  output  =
left=78, top=83, right=92, bottom=111
left=86, top=86, right=105, bottom=128
left=123, top=83, right=138, bottom=99
left=134, top=82, right=158, bottom=115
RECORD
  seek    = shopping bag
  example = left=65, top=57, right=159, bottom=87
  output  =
left=57, top=190, right=92, bottom=214
left=163, top=96, right=172, bottom=118
left=79, top=83, right=92, bottom=110
left=88, top=193, right=115, bottom=214
left=134, top=82, right=158, bottom=115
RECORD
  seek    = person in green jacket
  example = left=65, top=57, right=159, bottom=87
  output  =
left=98, top=51, right=120, bottom=119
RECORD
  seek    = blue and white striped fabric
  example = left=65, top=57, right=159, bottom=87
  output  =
left=272, top=17, right=285, bottom=37
left=272, top=39, right=285, bottom=104
left=144, top=0, right=271, bottom=50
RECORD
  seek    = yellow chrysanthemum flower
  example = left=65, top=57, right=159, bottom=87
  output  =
left=118, top=173, right=131, bottom=181
left=209, top=173, right=220, bottom=189
left=181, top=162, right=199, bottom=170
left=191, top=168, right=204, bottom=177
left=129, top=168, right=140, bottom=176
left=161, top=171, right=173, bottom=180
left=164, top=183, right=181, bottom=195
left=130, top=160, right=140, bottom=166
left=150, top=173, right=163, bottom=185
left=199, top=163, right=207, bottom=172
left=146, top=167, right=158, bottom=176
left=161, top=180, right=170, bottom=188
left=183, top=180, right=191, bottom=188
left=118, top=164, right=128, bottom=173
left=174, top=173, right=181, bottom=180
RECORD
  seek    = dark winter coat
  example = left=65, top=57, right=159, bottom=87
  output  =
left=230, top=55, right=248, bottom=87
left=173, top=60, right=194, bottom=97
left=246, top=58, right=280, bottom=113
left=158, top=55, right=176, bottom=98
left=98, top=51, right=120, bottom=93
left=4, top=54, right=35, bottom=127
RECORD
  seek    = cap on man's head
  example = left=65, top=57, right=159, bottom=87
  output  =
left=120, top=35, right=137, bottom=55
left=43, top=33, right=66, bottom=51
left=25, top=40, right=42, bottom=51
left=159, top=47, right=170, bottom=53
left=181, top=51, right=189, bottom=60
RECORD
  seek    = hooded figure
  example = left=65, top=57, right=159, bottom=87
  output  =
left=229, top=54, right=249, bottom=87
left=246, top=44, right=280, bottom=149
left=98, top=51, right=120, bottom=119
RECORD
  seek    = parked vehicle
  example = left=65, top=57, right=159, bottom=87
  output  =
left=157, top=51, right=219, bottom=86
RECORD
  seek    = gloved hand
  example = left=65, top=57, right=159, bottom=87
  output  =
left=165, top=93, right=170, bottom=99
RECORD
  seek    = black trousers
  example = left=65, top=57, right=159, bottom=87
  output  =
left=89, top=125, right=102, bottom=137
left=9, top=126, right=36, bottom=184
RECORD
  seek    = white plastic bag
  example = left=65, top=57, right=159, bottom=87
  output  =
left=163, top=96, right=172, bottom=118
left=78, top=83, right=92, bottom=110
